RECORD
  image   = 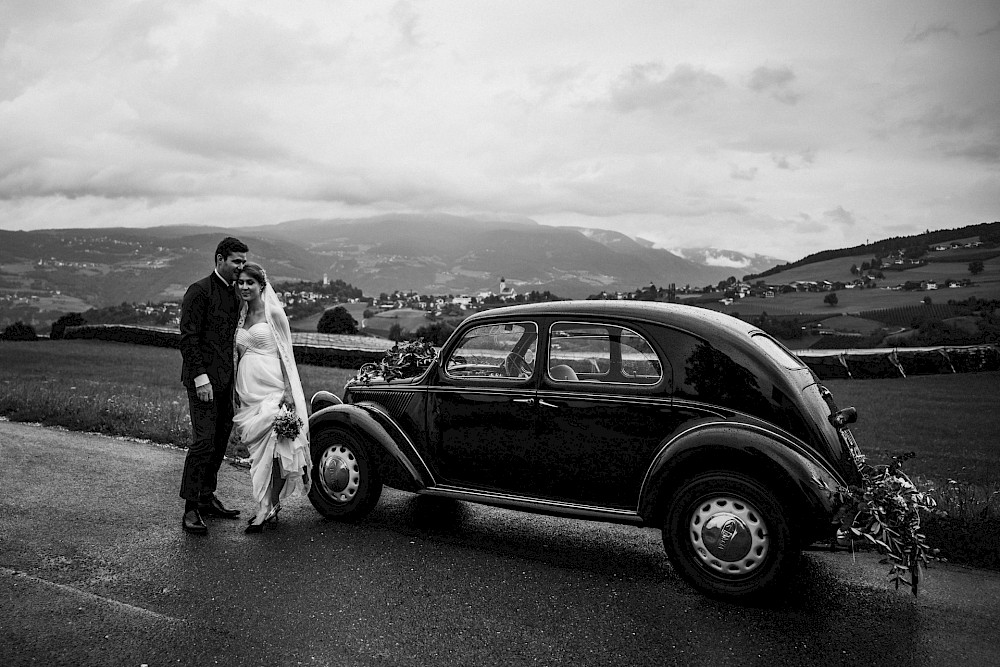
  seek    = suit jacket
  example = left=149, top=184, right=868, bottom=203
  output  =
left=179, top=273, right=241, bottom=390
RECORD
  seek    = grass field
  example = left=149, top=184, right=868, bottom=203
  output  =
left=1, top=338, right=997, bottom=568
left=361, top=308, right=434, bottom=338
left=287, top=303, right=433, bottom=339
left=0, top=340, right=356, bottom=445
left=702, top=254, right=1000, bottom=319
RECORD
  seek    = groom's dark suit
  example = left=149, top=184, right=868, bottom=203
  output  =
left=178, top=271, right=241, bottom=504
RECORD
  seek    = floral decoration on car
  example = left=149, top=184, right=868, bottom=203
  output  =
left=353, top=339, right=438, bottom=385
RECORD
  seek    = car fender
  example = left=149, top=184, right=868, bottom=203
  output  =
left=638, top=421, right=846, bottom=530
left=309, top=402, right=434, bottom=491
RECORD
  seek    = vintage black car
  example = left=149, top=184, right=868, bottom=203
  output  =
left=306, top=301, right=865, bottom=600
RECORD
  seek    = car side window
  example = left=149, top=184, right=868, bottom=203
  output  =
left=548, top=322, right=662, bottom=385
left=444, top=322, right=538, bottom=379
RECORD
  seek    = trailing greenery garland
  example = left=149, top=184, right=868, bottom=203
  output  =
left=834, top=452, right=944, bottom=596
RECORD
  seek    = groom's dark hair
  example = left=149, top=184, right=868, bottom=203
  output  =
left=215, top=236, right=249, bottom=262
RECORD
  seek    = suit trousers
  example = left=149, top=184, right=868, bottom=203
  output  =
left=179, top=385, right=235, bottom=502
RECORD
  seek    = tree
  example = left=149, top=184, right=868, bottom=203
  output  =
left=823, top=292, right=839, bottom=307
left=2, top=321, right=38, bottom=341
left=50, top=312, right=86, bottom=340
left=414, top=320, right=456, bottom=346
left=969, top=260, right=985, bottom=276
left=317, top=306, right=358, bottom=335
left=387, top=322, right=407, bottom=342
left=922, top=295, right=933, bottom=305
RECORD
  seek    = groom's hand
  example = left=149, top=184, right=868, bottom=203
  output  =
left=196, top=383, right=214, bottom=402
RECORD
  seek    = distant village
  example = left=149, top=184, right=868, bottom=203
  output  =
left=0, top=241, right=986, bottom=331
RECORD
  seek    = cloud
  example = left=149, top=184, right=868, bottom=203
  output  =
left=788, top=213, right=827, bottom=234
left=609, top=63, right=725, bottom=113
left=748, top=65, right=800, bottom=105
left=0, top=0, right=996, bottom=263
left=730, top=165, right=758, bottom=181
left=390, top=0, right=426, bottom=49
left=905, top=22, right=959, bottom=43
left=977, top=20, right=1000, bottom=36
left=771, top=149, right=816, bottom=170
left=824, top=206, right=856, bottom=227
left=942, top=142, right=1000, bottom=164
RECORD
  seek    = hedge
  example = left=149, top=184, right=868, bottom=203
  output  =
left=62, top=324, right=386, bottom=369
left=57, top=324, right=1000, bottom=378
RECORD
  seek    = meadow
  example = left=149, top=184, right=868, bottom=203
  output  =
left=699, top=254, right=1000, bottom=319
left=1, top=338, right=997, bottom=568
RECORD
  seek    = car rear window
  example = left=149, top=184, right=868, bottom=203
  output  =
left=751, top=334, right=806, bottom=370
left=548, top=322, right=662, bottom=385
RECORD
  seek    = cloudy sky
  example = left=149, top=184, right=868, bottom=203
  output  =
left=1, top=0, right=997, bottom=261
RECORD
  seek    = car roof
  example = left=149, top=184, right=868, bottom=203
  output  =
left=464, top=300, right=759, bottom=342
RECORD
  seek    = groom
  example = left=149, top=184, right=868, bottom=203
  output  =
left=178, top=236, right=249, bottom=534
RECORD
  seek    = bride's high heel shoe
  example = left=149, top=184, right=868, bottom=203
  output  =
left=263, top=503, right=281, bottom=524
left=244, top=503, right=281, bottom=534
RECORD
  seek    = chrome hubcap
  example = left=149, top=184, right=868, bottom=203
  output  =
left=689, top=495, right=769, bottom=576
left=318, top=445, right=359, bottom=503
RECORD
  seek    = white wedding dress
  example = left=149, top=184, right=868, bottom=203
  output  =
left=233, top=287, right=311, bottom=512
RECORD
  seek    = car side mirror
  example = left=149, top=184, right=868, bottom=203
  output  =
left=829, top=406, right=858, bottom=429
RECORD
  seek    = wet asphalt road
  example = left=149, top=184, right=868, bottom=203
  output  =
left=2, top=420, right=999, bottom=667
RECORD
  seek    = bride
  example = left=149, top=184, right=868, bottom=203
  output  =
left=232, top=263, right=311, bottom=533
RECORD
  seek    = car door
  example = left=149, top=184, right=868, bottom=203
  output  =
left=427, top=320, right=540, bottom=493
left=534, top=320, right=678, bottom=509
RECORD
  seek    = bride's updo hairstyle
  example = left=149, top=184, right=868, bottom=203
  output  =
left=241, top=262, right=267, bottom=289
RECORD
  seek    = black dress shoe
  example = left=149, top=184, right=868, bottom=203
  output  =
left=199, top=495, right=241, bottom=519
left=182, top=509, right=208, bottom=535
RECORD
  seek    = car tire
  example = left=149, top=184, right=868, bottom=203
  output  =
left=662, top=471, right=797, bottom=601
left=308, top=427, right=382, bottom=521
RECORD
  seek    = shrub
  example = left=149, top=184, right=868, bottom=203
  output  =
left=388, top=322, right=407, bottom=342
left=414, top=320, right=457, bottom=346
left=50, top=312, right=86, bottom=340
left=317, top=306, right=358, bottom=335
left=2, top=321, right=38, bottom=341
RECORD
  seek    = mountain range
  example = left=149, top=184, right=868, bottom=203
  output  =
left=0, top=214, right=785, bottom=306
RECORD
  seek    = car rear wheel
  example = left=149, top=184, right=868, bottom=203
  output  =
left=308, top=427, right=382, bottom=521
left=662, top=471, right=797, bottom=601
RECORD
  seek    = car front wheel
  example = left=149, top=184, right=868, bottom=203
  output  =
left=308, top=427, right=382, bottom=521
left=662, top=471, right=796, bottom=601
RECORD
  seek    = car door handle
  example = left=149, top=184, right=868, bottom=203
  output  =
left=537, top=399, right=559, bottom=409
left=512, top=398, right=534, bottom=404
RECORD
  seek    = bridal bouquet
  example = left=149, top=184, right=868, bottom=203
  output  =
left=272, top=403, right=303, bottom=440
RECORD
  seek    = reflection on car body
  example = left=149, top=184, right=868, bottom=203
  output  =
left=306, top=301, right=864, bottom=601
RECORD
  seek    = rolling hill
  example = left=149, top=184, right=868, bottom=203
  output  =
left=0, top=214, right=777, bottom=307
left=2, top=216, right=998, bottom=330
